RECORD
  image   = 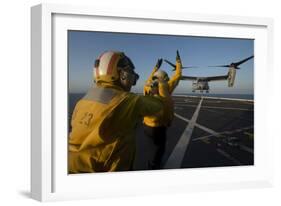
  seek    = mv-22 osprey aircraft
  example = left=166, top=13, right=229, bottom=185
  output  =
left=165, top=55, right=254, bottom=93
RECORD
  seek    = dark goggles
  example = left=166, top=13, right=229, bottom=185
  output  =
left=124, top=69, right=139, bottom=85
left=132, top=72, right=139, bottom=85
left=118, top=54, right=139, bottom=85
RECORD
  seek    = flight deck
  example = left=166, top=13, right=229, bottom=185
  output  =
left=134, top=95, right=254, bottom=170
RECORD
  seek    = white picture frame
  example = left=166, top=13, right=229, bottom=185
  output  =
left=31, top=3, right=274, bottom=202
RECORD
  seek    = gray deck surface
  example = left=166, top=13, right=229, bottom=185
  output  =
left=134, top=96, right=254, bottom=170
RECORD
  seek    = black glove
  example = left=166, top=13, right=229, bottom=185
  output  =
left=176, top=50, right=181, bottom=62
left=156, top=58, right=163, bottom=68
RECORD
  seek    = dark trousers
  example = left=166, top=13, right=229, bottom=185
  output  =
left=143, top=124, right=167, bottom=169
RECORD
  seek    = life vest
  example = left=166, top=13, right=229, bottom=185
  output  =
left=68, top=86, right=139, bottom=173
left=143, top=81, right=174, bottom=127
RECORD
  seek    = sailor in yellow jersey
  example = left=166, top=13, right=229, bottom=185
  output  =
left=143, top=51, right=182, bottom=169
left=68, top=51, right=170, bottom=173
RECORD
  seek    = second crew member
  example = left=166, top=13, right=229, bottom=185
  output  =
left=143, top=51, right=182, bottom=169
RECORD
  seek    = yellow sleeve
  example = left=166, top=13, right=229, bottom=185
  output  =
left=136, top=95, right=164, bottom=117
left=168, top=60, right=182, bottom=94
left=158, top=80, right=170, bottom=98
left=143, top=66, right=159, bottom=95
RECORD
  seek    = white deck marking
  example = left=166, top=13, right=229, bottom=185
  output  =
left=175, top=113, right=253, bottom=161
left=173, top=95, right=254, bottom=103
left=174, top=104, right=253, bottom=111
left=239, top=145, right=254, bottom=154
left=201, top=106, right=253, bottom=112
left=174, top=113, right=221, bottom=138
left=241, top=101, right=254, bottom=105
left=216, top=149, right=242, bottom=165
left=164, top=98, right=203, bottom=169
left=193, top=126, right=254, bottom=141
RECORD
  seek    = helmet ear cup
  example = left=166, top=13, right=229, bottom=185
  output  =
left=120, top=71, right=126, bottom=80
left=120, top=69, right=130, bottom=81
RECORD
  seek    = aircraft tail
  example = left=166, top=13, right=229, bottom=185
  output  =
left=228, top=68, right=236, bottom=87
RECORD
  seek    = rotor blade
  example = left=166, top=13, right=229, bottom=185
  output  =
left=172, top=66, right=197, bottom=71
left=234, top=55, right=254, bottom=66
left=181, top=76, right=198, bottom=80
left=171, top=66, right=198, bottom=71
left=208, top=65, right=230, bottom=68
left=174, top=66, right=197, bottom=70
left=165, top=59, right=198, bottom=71
left=164, top=59, right=176, bottom=69
left=182, top=66, right=198, bottom=69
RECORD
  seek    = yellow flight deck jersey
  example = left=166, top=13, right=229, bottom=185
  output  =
left=143, top=61, right=182, bottom=127
left=68, top=83, right=166, bottom=173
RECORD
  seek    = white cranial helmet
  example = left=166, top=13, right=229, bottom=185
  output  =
left=93, top=51, right=138, bottom=84
left=153, top=70, right=169, bottom=82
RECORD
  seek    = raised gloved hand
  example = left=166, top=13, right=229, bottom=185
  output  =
left=175, top=50, right=183, bottom=73
left=155, top=58, right=163, bottom=69
left=176, top=50, right=182, bottom=63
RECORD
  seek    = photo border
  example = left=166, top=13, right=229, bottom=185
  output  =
left=31, top=3, right=274, bottom=201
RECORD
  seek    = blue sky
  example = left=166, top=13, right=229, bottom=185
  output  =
left=68, top=31, right=254, bottom=94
